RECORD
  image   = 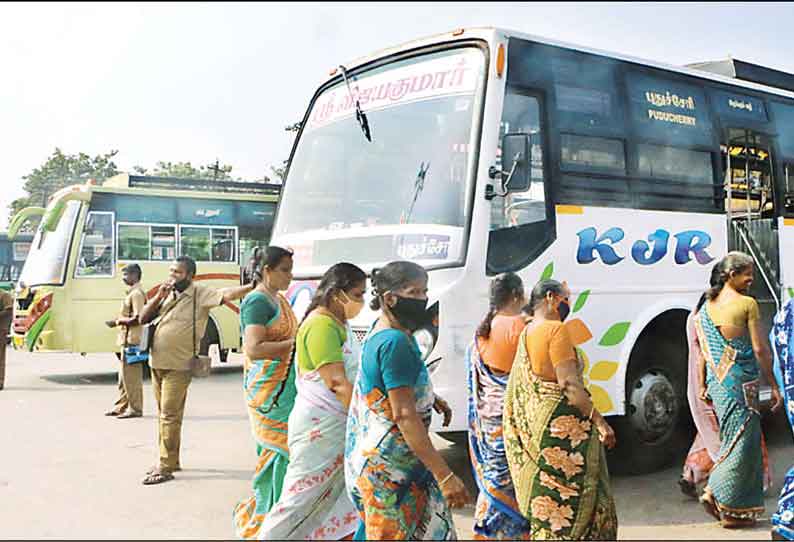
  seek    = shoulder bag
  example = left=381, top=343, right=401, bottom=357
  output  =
left=138, top=294, right=181, bottom=354
left=189, top=292, right=212, bottom=378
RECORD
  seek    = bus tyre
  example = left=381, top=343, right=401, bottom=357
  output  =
left=608, top=315, right=694, bottom=475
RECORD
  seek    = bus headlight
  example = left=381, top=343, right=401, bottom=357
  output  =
left=413, top=327, right=436, bottom=361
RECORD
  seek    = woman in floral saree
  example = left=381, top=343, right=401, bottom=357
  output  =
left=503, top=279, right=618, bottom=540
left=345, top=261, right=471, bottom=540
left=233, top=246, right=299, bottom=539
left=694, top=252, right=782, bottom=528
left=256, top=263, right=366, bottom=540
left=772, top=298, right=794, bottom=540
left=467, top=272, right=531, bottom=539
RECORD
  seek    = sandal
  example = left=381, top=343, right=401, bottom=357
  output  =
left=146, top=465, right=180, bottom=476
left=721, top=516, right=755, bottom=529
left=678, top=477, right=698, bottom=499
left=700, top=492, right=721, bottom=521
left=142, top=471, right=175, bottom=485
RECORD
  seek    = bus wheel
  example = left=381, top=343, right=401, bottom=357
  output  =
left=608, top=311, right=694, bottom=475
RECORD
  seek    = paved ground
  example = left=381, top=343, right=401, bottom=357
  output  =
left=1, top=348, right=790, bottom=539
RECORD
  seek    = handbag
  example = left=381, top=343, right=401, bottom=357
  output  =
left=139, top=323, right=156, bottom=354
left=189, top=293, right=212, bottom=378
left=138, top=294, right=181, bottom=354
left=124, top=345, right=149, bottom=364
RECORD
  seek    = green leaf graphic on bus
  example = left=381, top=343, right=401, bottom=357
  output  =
left=540, top=262, right=554, bottom=281
left=598, top=322, right=631, bottom=347
left=788, top=287, right=794, bottom=300
left=573, top=289, right=590, bottom=313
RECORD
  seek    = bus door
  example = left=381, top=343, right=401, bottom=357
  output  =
left=723, top=127, right=781, bottom=316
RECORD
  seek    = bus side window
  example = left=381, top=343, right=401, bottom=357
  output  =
left=487, top=91, right=551, bottom=275
left=76, top=211, right=115, bottom=277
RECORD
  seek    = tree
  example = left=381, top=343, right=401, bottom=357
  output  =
left=132, top=160, right=237, bottom=181
left=9, top=148, right=120, bottom=229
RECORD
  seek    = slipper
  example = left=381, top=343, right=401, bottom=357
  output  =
left=147, top=465, right=180, bottom=475
left=721, top=516, right=755, bottom=529
left=104, top=410, right=122, bottom=416
left=700, top=492, right=721, bottom=521
left=678, top=477, right=697, bottom=499
left=142, top=471, right=175, bottom=485
left=117, top=411, right=142, bottom=419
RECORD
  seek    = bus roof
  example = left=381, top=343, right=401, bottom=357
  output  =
left=325, top=26, right=794, bottom=102
left=91, top=173, right=281, bottom=202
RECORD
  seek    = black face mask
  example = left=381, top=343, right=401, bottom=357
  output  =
left=173, top=278, right=191, bottom=292
left=389, top=295, right=428, bottom=331
left=558, top=301, right=571, bottom=322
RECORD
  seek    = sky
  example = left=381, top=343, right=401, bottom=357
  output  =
left=2, top=1, right=794, bottom=225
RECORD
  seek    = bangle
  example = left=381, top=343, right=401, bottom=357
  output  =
left=588, top=405, right=595, bottom=421
left=438, top=472, right=455, bottom=488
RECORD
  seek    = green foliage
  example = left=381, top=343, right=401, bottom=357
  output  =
left=133, top=160, right=235, bottom=180
left=9, top=148, right=120, bottom=230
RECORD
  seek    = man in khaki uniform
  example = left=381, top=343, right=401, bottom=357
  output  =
left=104, top=263, right=147, bottom=418
left=0, top=288, right=14, bottom=390
left=139, top=256, right=253, bottom=485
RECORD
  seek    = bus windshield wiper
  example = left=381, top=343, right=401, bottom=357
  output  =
left=338, top=65, right=372, bottom=142
left=404, top=161, right=430, bottom=224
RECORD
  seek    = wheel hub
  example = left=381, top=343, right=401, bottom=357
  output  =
left=628, top=370, right=678, bottom=443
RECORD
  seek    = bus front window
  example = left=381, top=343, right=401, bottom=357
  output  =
left=273, top=47, right=485, bottom=275
left=19, top=201, right=81, bottom=287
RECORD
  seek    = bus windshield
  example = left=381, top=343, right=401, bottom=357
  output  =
left=273, top=46, right=486, bottom=276
left=19, top=201, right=81, bottom=287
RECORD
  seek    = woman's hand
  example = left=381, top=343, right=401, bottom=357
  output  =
left=698, top=387, right=712, bottom=405
left=433, top=396, right=452, bottom=427
left=439, top=473, right=471, bottom=509
left=596, top=418, right=616, bottom=450
left=771, top=384, right=783, bottom=413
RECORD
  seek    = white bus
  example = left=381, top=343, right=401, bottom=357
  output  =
left=272, top=27, right=794, bottom=473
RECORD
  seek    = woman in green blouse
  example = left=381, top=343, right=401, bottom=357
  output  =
left=233, top=246, right=298, bottom=539
left=256, top=262, right=367, bottom=540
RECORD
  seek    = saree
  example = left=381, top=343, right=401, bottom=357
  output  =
left=256, top=317, right=361, bottom=540
left=466, top=337, right=531, bottom=539
left=771, top=299, right=794, bottom=539
left=234, top=292, right=299, bottom=539
left=345, top=330, right=457, bottom=540
left=683, top=311, right=771, bottom=491
left=503, top=328, right=618, bottom=540
left=694, top=306, right=764, bottom=521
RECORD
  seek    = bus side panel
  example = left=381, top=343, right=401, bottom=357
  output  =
left=523, top=206, right=725, bottom=416
left=780, top=216, right=794, bottom=304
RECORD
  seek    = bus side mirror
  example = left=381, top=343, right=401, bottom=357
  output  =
left=501, top=133, right=531, bottom=193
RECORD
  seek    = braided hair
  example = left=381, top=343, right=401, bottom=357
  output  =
left=249, top=246, right=296, bottom=414
left=476, top=272, right=525, bottom=339
left=706, top=251, right=754, bottom=301
left=370, top=261, right=428, bottom=311
left=299, top=262, right=366, bottom=328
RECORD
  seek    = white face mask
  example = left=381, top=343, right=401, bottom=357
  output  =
left=337, top=291, right=365, bottom=320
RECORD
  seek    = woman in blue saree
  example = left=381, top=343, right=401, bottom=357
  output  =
left=694, top=252, right=782, bottom=528
left=466, top=272, right=531, bottom=539
left=771, top=297, right=794, bottom=539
